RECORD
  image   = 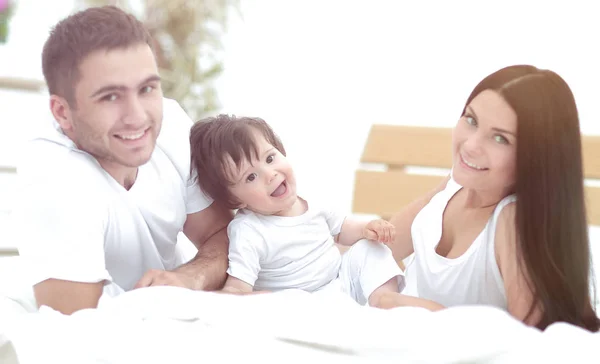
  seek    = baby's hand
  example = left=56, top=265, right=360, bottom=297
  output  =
left=363, top=219, right=395, bottom=244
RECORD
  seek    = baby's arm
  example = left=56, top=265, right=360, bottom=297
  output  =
left=219, top=276, right=270, bottom=295
left=335, top=218, right=395, bottom=246
left=219, top=219, right=271, bottom=295
left=220, top=276, right=254, bottom=294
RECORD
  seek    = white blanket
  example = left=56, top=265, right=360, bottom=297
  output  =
left=1, top=283, right=599, bottom=364
left=2, top=252, right=600, bottom=364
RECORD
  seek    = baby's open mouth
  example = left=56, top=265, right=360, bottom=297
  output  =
left=270, top=181, right=287, bottom=197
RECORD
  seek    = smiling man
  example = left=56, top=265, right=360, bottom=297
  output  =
left=11, top=6, right=232, bottom=314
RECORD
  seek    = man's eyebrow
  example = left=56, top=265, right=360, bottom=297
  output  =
left=90, top=75, right=161, bottom=98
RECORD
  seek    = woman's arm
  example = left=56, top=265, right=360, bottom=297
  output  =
left=494, top=203, right=543, bottom=325
left=377, top=293, right=445, bottom=311
left=387, top=175, right=451, bottom=262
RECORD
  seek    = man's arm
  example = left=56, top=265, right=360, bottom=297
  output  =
left=34, top=280, right=103, bottom=315
left=14, top=163, right=110, bottom=314
left=135, top=202, right=233, bottom=290
left=178, top=201, right=233, bottom=290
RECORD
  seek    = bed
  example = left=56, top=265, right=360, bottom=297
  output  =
left=1, top=125, right=600, bottom=363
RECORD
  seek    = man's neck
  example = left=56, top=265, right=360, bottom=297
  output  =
left=99, top=160, right=139, bottom=190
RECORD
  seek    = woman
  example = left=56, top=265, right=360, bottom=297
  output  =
left=384, top=65, right=599, bottom=332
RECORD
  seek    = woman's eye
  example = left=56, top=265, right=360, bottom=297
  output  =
left=465, top=116, right=477, bottom=126
left=494, top=135, right=509, bottom=144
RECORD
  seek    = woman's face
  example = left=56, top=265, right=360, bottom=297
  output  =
left=452, top=89, right=518, bottom=195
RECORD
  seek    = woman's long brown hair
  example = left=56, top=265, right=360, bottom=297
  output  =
left=462, top=65, right=599, bottom=331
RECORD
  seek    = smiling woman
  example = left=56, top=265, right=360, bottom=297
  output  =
left=451, top=89, right=517, bottom=198
left=385, top=64, right=600, bottom=332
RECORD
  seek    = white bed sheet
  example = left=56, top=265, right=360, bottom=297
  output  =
left=1, top=223, right=600, bottom=364
left=1, top=282, right=600, bottom=364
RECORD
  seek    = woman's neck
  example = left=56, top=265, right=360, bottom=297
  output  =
left=462, top=186, right=512, bottom=209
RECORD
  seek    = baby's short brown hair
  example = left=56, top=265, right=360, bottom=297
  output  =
left=190, top=115, right=286, bottom=209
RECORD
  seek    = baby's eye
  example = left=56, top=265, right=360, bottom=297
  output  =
left=246, top=173, right=257, bottom=182
left=266, top=154, right=274, bottom=163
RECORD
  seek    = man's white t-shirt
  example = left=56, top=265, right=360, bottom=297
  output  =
left=227, top=200, right=346, bottom=292
left=11, top=98, right=212, bottom=297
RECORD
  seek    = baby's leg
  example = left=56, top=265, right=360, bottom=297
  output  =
left=338, top=239, right=404, bottom=306
left=368, top=277, right=402, bottom=308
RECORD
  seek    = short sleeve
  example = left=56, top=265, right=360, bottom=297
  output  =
left=12, top=174, right=111, bottom=286
left=226, top=219, right=265, bottom=287
left=185, top=169, right=214, bottom=214
left=157, top=98, right=213, bottom=214
left=323, top=207, right=347, bottom=235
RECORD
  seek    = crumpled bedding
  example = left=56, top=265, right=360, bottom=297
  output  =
left=1, top=283, right=599, bottom=364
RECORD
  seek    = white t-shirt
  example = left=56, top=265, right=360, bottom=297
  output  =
left=227, top=200, right=346, bottom=292
left=11, top=98, right=212, bottom=297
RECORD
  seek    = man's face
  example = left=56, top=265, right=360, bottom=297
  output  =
left=61, top=43, right=163, bottom=174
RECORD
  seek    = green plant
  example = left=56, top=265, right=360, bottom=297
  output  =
left=76, top=0, right=238, bottom=120
left=0, top=0, right=15, bottom=44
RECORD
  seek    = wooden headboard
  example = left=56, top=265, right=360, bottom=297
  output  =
left=352, top=124, right=600, bottom=226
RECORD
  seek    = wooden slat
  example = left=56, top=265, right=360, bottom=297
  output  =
left=362, top=125, right=600, bottom=179
left=352, top=171, right=444, bottom=220
left=361, top=125, right=453, bottom=168
left=0, top=249, right=18, bottom=256
left=582, top=135, right=600, bottom=179
left=353, top=170, right=600, bottom=226
left=586, top=187, right=600, bottom=227
left=0, top=166, right=16, bottom=173
left=0, top=76, right=46, bottom=92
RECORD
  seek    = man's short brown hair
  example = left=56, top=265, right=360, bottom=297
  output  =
left=41, top=6, right=154, bottom=104
left=190, top=115, right=286, bottom=209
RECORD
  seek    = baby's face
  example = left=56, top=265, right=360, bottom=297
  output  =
left=226, top=133, right=298, bottom=216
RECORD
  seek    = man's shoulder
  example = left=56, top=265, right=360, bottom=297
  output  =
left=18, top=137, right=102, bottom=180
left=157, top=98, right=194, bottom=145
left=15, top=140, right=111, bottom=214
left=155, top=98, right=194, bottom=181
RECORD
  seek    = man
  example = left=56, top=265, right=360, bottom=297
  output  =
left=11, top=5, right=232, bottom=314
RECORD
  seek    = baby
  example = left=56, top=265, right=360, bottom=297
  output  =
left=190, top=115, right=405, bottom=307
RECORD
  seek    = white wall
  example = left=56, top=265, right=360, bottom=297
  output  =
left=216, top=0, right=600, bottom=213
